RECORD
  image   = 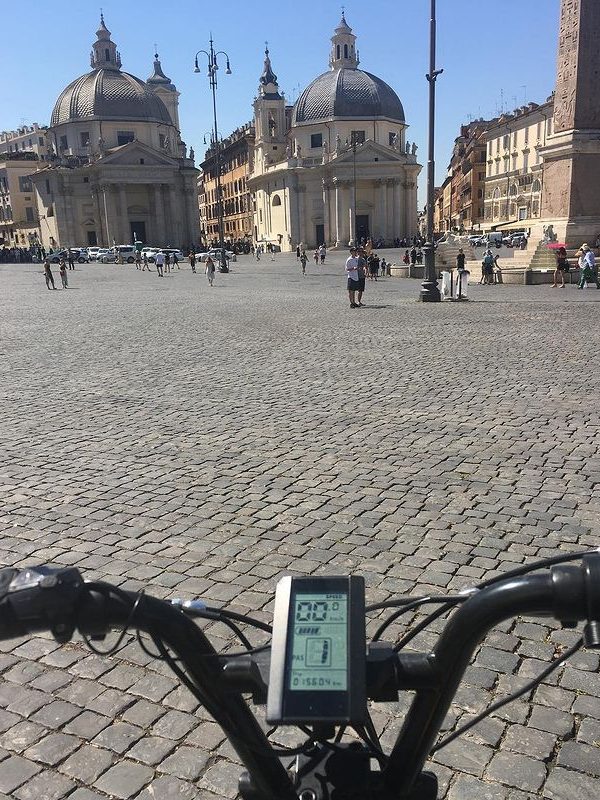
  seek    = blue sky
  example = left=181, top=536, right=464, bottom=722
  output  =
left=5, top=1, right=560, bottom=204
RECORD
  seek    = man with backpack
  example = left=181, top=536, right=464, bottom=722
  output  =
left=481, top=249, right=496, bottom=285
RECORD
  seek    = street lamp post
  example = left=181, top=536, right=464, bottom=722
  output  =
left=350, top=133, right=358, bottom=247
left=419, top=0, right=443, bottom=302
left=195, top=39, right=232, bottom=273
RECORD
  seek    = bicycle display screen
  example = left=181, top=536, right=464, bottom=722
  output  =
left=267, top=576, right=366, bottom=725
left=289, top=593, right=348, bottom=692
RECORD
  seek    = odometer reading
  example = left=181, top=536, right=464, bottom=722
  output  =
left=289, top=592, right=347, bottom=691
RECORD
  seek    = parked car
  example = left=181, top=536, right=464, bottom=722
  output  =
left=95, top=248, right=110, bottom=261
left=100, top=245, right=137, bottom=263
left=197, top=248, right=236, bottom=263
left=468, top=236, right=484, bottom=247
left=47, top=248, right=89, bottom=264
left=159, top=248, right=185, bottom=262
left=87, top=247, right=102, bottom=261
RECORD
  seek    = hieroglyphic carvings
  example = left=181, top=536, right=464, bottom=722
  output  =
left=554, top=0, right=600, bottom=132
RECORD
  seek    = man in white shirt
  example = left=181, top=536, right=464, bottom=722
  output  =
left=345, top=248, right=360, bottom=308
left=155, top=251, right=164, bottom=277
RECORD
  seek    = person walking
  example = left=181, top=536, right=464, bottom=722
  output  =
left=296, top=244, right=301, bottom=259
left=155, top=250, right=164, bottom=277
left=189, top=250, right=196, bottom=273
left=142, top=252, right=149, bottom=271
left=345, top=247, right=360, bottom=308
left=313, top=249, right=319, bottom=265
left=403, top=249, right=410, bottom=265
left=456, top=248, right=466, bottom=272
left=553, top=246, right=569, bottom=288
left=43, top=259, right=56, bottom=290
left=205, top=255, right=216, bottom=287
left=356, top=248, right=367, bottom=306
left=577, top=243, right=596, bottom=289
left=135, top=251, right=142, bottom=270
left=67, top=250, right=75, bottom=271
left=173, top=252, right=179, bottom=269
left=300, top=249, right=308, bottom=276
left=164, top=251, right=171, bottom=274
left=319, top=244, right=326, bottom=264
left=59, top=259, right=68, bottom=288
left=410, top=246, right=417, bottom=267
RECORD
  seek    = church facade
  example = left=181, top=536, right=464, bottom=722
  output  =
left=31, top=16, right=199, bottom=251
left=248, top=15, right=421, bottom=251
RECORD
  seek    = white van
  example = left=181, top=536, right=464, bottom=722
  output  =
left=100, top=245, right=136, bottom=263
left=482, top=232, right=503, bottom=248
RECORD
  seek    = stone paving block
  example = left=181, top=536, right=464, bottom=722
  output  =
left=485, top=752, right=546, bottom=793
left=136, top=774, right=199, bottom=800
left=158, top=745, right=209, bottom=780
left=24, top=732, right=80, bottom=766
left=0, top=755, right=41, bottom=794
left=447, top=774, right=508, bottom=800
left=543, top=766, right=600, bottom=798
left=94, top=760, right=154, bottom=799
left=92, top=722, right=144, bottom=755
left=556, top=740, right=600, bottom=777
left=60, top=744, right=115, bottom=783
left=13, top=769, right=75, bottom=800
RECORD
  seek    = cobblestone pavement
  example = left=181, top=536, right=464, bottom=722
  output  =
left=1, top=253, right=600, bottom=800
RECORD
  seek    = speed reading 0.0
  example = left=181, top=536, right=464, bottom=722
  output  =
left=289, top=592, right=348, bottom=692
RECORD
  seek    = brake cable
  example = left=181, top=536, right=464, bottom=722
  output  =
left=431, top=637, right=583, bottom=752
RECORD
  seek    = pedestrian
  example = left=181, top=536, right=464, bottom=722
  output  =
left=43, top=259, right=56, bottom=290
left=577, top=243, right=596, bottom=289
left=135, top=251, right=142, bottom=269
left=67, top=249, right=75, bottom=270
left=552, top=246, right=569, bottom=288
left=345, top=247, right=360, bottom=308
left=296, top=244, right=301, bottom=259
left=164, top=251, right=171, bottom=273
left=410, top=246, right=417, bottom=267
left=173, top=252, right=179, bottom=269
left=313, top=249, right=319, bottom=265
left=380, top=257, right=387, bottom=277
left=206, top=255, right=215, bottom=287
left=456, top=248, right=466, bottom=272
left=300, top=249, right=308, bottom=275
left=59, top=259, right=68, bottom=288
left=416, top=249, right=423, bottom=265
left=155, top=250, right=164, bottom=277
left=482, top=249, right=496, bottom=284
left=270, top=244, right=275, bottom=262
left=403, top=249, right=410, bottom=265
left=189, top=250, right=196, bottom=273
left=356, top=248, right=367, bottom=306
left=319, top=244, right=326, bottom=264
left=142, top=252, right=149, bottom=271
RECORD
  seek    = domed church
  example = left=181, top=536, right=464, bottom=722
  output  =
left=31, top=15, right=199, bottom=251
left=248, top=14, right=421, bottom=250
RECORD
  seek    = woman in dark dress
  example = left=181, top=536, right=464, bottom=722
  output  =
left=553, top=246, right=569, bottom=289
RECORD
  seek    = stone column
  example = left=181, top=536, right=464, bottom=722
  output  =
left=374, top=179, right=383, bottom=239
left=322, top=180, right=330, bottom=246
left=334, top=179, right=343, bottom=247
left=385, top=179, right=394, bottom=241
left=168, top=185, right=182, bottom=247
left=153, top=184, right=166, bottom=245
left=101, top=184, right=117, bottom=246
left=393, top=179, right=403, bottom=240
left=340, top=181, right=351, bottom=246
left=379, top=180, right=388, bottom=241
left=118, top=185, right=129, bottom=244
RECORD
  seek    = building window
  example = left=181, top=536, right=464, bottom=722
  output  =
left=523, top=152, right=529, bottom=172
left=344, top=44, right=348, bottom=58
left=59, top=136, right=68, bottom=151
left=159, top=134, right=166, bottom=149
left=351, top=130, right=365, bottom=145
left=532, top=179, right=541, bottom=193
left=503, top=134, right=510, bottom=150
left=336, top=45, right=341, bottom=59
left=83, top=177, right=89, bottom=183
left=47, top=204, right=54, bottom=217
left=80, top=132, right=90, bottom=147
left=45, top=179, right=50, bottom=194
left=38, top=137, right=44, bottom=147
left=519, top=207, right=528, bottom=220
left=117, top=131, right=135, bottom=146
left=272, top=195, right=282, bottom=206
left=310, top=133, right=323, bottom=149
left=25, top=207, right=34, bottom=222
left=18, top=176, right=32, bottom=192
left=512, top=155, right=518, bottom=171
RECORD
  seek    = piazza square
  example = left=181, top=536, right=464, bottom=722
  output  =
left=2, top=0, right=600, bottom=798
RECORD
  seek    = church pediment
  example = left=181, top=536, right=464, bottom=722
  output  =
left=332, top=140, right=411, bottom=164
left=100, top=140, right=179, bottom=167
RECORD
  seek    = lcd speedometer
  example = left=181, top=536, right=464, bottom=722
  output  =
left=267, top=576, right=366, bottom=725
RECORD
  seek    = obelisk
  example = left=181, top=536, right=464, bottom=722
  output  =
left=541, top=0, right=600, bottom=245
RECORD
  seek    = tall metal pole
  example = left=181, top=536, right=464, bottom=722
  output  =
left=209, top=39, right=228, bottom=273
left=352, top=135, right=357, bottom=246
left=419, top=0, right=442, bottom=302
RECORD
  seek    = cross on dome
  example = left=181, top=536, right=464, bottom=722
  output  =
left=91, top=14, right=122, bottom=69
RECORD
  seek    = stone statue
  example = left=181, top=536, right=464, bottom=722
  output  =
left=97, top=136, right=105, bottom=154
left=405, top=141, right=410, bottom=154
left=335, top=134, right=342, bottom=152
left=391, top=133, right=400, bottom=151
left=163, top=138, right=171, bottom=153
left=286, top=142, right=292, bottom=158
left=411, top=142, right=417, bottom=156
left=269, top=116, right=276, bottom=137
left=295, top=143, right=302, bottom=158
left=189, top=146, right=195, bottom=161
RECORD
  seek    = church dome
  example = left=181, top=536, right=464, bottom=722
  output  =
left=292, top=67, right=405, bottom=126
left=50, top=15, right=173, bottom=127
left=51, top=69, right=173, bottom=126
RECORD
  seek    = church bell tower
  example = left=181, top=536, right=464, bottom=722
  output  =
left=253, top=46, right=286, bottom=171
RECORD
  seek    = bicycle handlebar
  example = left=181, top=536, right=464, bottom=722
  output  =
left=0, top=555, right=599, bottom=800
